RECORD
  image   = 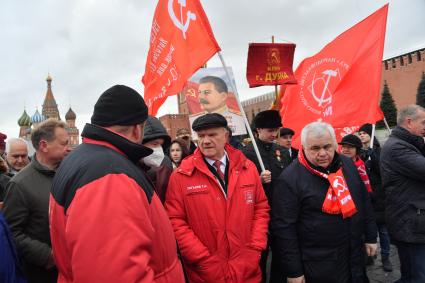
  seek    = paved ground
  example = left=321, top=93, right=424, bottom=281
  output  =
left=367, top=245, right=400, bottom=283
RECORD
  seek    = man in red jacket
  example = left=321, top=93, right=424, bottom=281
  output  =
left=49, top=85, right=185, bottom=283
left=165, top=113, right=270, bottom=283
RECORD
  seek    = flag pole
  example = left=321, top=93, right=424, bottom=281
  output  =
left=383, top=117, right=392, bottom=134
left=370, top=124, right=376, bottom=149
left=272, top=35, right=279, bottom=101
left=217, top=51, right=266, bottom=172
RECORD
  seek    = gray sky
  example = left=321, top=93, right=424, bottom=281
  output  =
left=1, top=0, right=424, bottom=140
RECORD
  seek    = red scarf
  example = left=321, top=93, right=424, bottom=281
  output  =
left=354, top=158, right=372, bottom=193
left=298, top=151, right=357, bottom=219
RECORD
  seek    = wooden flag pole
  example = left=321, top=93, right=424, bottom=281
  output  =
left=218, top=51, right=266, bottom=172
left=272, top=35, right=279, bottom=101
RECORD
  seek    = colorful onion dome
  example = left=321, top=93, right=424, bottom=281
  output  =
left=31, top=109, right=45, bottom=124
left=18, top=110, right=31, bottom=127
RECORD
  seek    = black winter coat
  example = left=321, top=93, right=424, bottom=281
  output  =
left=242, top=139, right=291, bottom=206
left=380, top=126, right=425, bottom=244
left=360, top=140, right=385, bottom=224
left=2, top=156, right=57, bottom=283
left=271, top=153, right=376, bottom=283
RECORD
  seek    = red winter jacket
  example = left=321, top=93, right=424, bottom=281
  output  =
left=165, top=144, right=270, bottom=283
left=49, top=124, right=185, bottom=283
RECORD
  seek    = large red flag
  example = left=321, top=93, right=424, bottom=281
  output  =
left=142, top=0, right=221, bottom=115
left=280, top=4, right=388, bottom=148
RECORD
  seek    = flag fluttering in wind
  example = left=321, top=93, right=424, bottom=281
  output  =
left=280, top=4, right=388, bottom=147
left=142, top=0, right=221, bottom=115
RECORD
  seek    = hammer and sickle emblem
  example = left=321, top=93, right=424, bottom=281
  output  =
left=309, top=69, right=338, bottom=108
left=333, top=176, right=347, bottom=197
left=168, top=0, right=197, bottom=39
left=357, top=165, right=367, bottom=177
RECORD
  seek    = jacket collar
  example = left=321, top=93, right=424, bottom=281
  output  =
left=391, top=126, right=425, bottom=154
left=81, top=123, right=153, bottom=163
left=31, top=154, right=56, bottom=177
left=255, top=138, right=274, bottom=151
left=178, top=144, right=248, bottom=176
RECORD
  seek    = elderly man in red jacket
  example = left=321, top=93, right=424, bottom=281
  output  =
left=166, top=113, right=270, bottom=283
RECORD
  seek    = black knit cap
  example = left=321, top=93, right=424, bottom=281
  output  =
left=358, top=123, right=372, bottom=137
left=192, top=113, right=227, bottom=131
left=91, top=85, right=148, bottom=127
left=339, top=134, right=362, bottom=149
left=279, top=127, right=295, bottom=136
left=253, top=110, right=282, bottom=129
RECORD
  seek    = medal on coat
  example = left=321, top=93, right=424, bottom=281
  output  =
left=275, top=149, right=281, bottom=162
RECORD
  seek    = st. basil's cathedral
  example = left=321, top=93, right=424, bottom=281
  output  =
left=17, top=75, right=80, bottom=149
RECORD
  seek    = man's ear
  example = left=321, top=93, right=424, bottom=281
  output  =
left=39, top=140, right=49, bottom=153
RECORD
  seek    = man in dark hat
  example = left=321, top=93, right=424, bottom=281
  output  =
left=358, top=123, right=392, bottom=270
left=242, top=110, right=291, bottom=283
left=166, top=113, right=269, bottom=283
left=278, top=127, right=298, bottom=161
left=49, top=85, right=185, bottom=283
left=243, top=110, right=291, bottom=203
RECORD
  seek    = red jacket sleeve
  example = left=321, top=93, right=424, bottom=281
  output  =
left=165, top=171, right=211, bottom=264
left=248, top=164, right=270, bottom=251
left=65, top=174, right=155, bottom=283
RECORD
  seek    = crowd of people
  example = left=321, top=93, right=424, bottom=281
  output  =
left=1, top=84, right=425, bottom=283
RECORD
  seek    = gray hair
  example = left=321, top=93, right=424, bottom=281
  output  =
left=5, top=138, right=28, bottom=154
left=397, top=104, right=425, bottom=126
left=301, top=121, right=337, bottom=147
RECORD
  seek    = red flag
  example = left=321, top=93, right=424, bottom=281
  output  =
left=142, top=0, right=221, bottom=115
left=246, top=43, right=297, bottom=88
left=280, top=4, right=388, bottom=148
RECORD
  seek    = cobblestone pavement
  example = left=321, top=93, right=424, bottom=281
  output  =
left=367, top=245, right=400, bottom=283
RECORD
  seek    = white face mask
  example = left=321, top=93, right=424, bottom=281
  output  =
left=144, top=146, right=164, bottom=168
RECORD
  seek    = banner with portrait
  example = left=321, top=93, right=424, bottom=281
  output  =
left=182, top=67, right=247, bottom=137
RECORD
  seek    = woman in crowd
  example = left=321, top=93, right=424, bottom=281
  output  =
left=169, top=139, right=190, bottom=169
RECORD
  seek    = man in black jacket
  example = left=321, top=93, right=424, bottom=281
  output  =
left=381, top=104, right=425, bottom=283
left=3, top=119, right=71, bottom=283
left=242, top=110, right=291, bottom=283
left=272, top=121, right=377, bottom=283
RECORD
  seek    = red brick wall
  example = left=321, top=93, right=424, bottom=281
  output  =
left=381, top=48, right=425, bottom=109
left=159, top=114, right=191, bottom=140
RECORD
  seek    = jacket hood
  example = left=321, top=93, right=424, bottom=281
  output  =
left=142, top=116, right=171, bottom=149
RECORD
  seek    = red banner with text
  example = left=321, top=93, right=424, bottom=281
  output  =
left=142, top=0, right=221, bottom=116
left=280, top=4, right=388, bottom=148
left=246, top=43, right=297, bottom=88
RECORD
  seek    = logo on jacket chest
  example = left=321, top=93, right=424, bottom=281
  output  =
left=186, top=184, right=208, bottom=193
left=244, top=189, right=254, bottom=204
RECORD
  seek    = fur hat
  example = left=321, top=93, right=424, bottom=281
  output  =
left=253, top=110, right=282, bottom=129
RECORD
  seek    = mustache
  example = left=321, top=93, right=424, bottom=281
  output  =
left=199, top=98, right=209, bottom=104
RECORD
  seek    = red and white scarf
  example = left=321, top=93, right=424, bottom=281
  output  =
left=354, top=158, right=372, bottom=193
left=298, top=151, right=357, bottom=219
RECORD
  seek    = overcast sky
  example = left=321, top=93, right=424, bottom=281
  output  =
left=1, top=0, right=424, bottom=140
